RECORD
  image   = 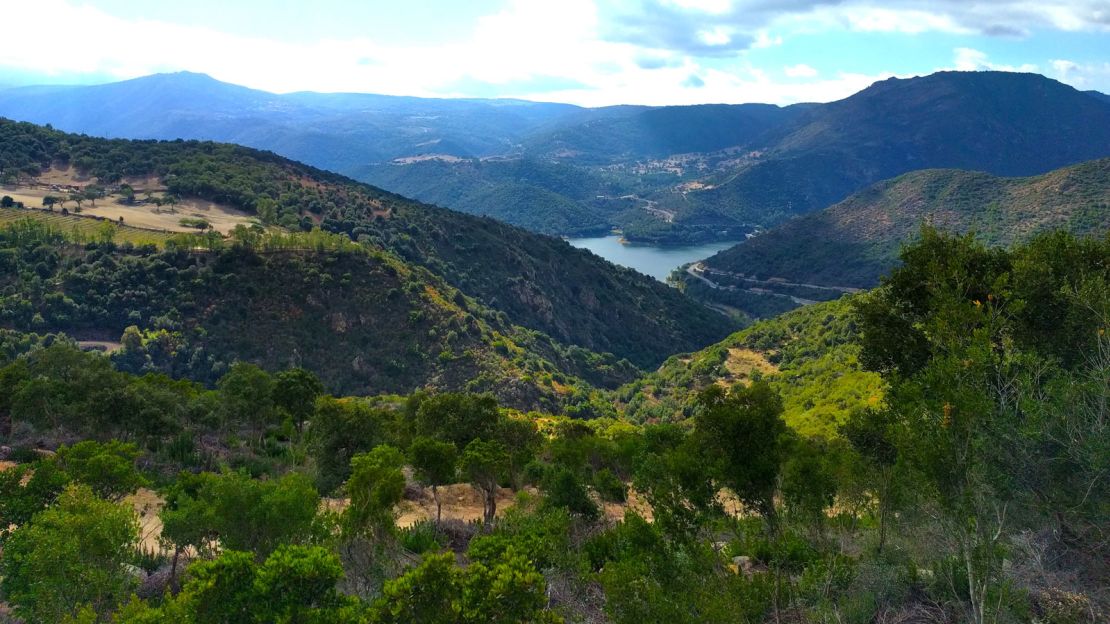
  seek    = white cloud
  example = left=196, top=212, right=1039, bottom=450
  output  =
left=1049, top=59, right=1110, bottom=90
left=784, top=64, right=818, bottom=78
left=952, top=47, right=1038, bottom=73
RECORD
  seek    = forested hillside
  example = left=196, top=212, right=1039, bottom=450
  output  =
left=699, top=158, right=1110, bottom=292
left=0, top=220, right=630, bottom=411
left=1, top=229, right=1106, bottom=623
left=0, top=119, right=737, bottom=367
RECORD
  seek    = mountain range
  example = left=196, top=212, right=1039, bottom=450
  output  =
left=3, top=71, right=1108, bottom=244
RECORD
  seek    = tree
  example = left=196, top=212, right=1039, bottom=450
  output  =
left=345, top=445, right=406, bottom=540
left=0, top=485, right=139, bottom=623
left=42, top=195, right=58, bottom=210
left=1, top=195, right=13, bottom=208
left=413, top=392, right=500, bottom=448
left=68, top=192, right=83, bottom=212
left=217, top=361, right=276, bottom=440
left=694, top=382, right=789, bottom=532
left=372, top=550, right=557, bottom=624
left=119, top=184, right=136, bottom=204
left=54, top=440, right=149, bottom=502
left=841, top=407, right=900, bottom=552
left=159, top=470, right=320, bottom=559
left=496, top=417, right=540, bottom=488
left=95, top=219, right=116, bottom=244
left=83, top=184, right=104, bottom=206
left=780, top=437, right=839, bottom=536
left=460, top=438, right=509, bottom=526
left=409, top=436, right=457, bottom=525
left=310, top=396, right=387, bottom=493
left=273, top=367, right=324, bottom=433
left=541, top=467, right=598, bottom=520
left=0, top=459, right=69, bottom=536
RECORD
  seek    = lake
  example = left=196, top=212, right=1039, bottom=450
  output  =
left=567, top=235, right=740, bottom=282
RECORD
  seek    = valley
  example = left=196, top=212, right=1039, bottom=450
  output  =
left=0, top=59, right=1108, bottom=624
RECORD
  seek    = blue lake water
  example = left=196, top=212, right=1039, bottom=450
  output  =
left=567, top=235, right=740, bottom=282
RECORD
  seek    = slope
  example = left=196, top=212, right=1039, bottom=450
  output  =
left=0, top=118, right=736, bottom=368
left=701, top=158, right=1110, bottom=291
left=614, top=298, right=882, bottom=438
left=664, top=72, right=1110, bottom=229
left=0, top=217, right=635, bottom=413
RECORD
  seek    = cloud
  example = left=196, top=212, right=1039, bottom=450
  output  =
left=604, top=1, right=1110, bottom=56
left=952, top=47, right=1038, bottom=73
left=1049, top=59, right=1110, bottom=90
left=784, top=63, right=818, bottom=77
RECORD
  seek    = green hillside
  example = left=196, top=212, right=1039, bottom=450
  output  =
left=0, top=220, right=632, bottom=412
left=0, top=119, right=737, bottom=368
left=615, top=298, right=882, bottom=438
left=701, top=158, right=1110, bottom=293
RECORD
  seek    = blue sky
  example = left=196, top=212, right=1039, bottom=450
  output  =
left=1, top=0, right=1107, bottom=106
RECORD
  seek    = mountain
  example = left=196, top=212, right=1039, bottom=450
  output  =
left=8, top=71, right=1105, bottom=246
left=657, top=71, right=1110, bottom=232
left=0, top=72, right=583, bottom=172
left=0, top=224, right=636, bottom=411
left=0, top=119, right=737, bottom=369
left=697, top=158, right=1110, bottom=298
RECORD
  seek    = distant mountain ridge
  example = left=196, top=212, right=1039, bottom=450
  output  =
left=0, top=72, right=583, bottom=171
left=3, top=71, right=1109, bottom=243
left=659, top=71, right=1110, bottom=231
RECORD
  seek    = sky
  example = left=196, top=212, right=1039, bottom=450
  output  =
left=0, top=0, right=1107, bottom=106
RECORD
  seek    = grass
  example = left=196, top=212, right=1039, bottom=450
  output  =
left=0, top=207, right=176, bottom=247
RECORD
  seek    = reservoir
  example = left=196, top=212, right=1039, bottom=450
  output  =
left=567, top=235, right=740, bottom=282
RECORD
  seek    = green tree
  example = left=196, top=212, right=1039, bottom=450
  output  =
left=274, top=367, right=324, bottom=433
left=413, top=392, right=500, bottom=448
left=310, top=396, right=387, bottom=493
left=541, top=467, right=598, bottom=520
left=372, top=550, right=557, bottom=624
left=460, top=438, right=509, bottom=526
left=409, top=437, right=457, bottom=525
left=780, top=437, right=839, bottom=536
left=217, top=362, right=276, bottom=440
left=694, top=382, right=789, bottom=532
left=345, top=445, right=406, bottom=540
left=0, top=458, right=69, bottom=537
left=841, top=407, right=900, bottom=552
left=54, top=440, right=149, bottom=502
left=0, top=485, right=139, bottom=623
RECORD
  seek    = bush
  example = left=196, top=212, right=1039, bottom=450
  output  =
left=399, top=520, right=445, bottom=554
left=592, top=468, right=627, bottom=503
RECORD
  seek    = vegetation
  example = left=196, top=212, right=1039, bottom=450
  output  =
left=617, top=297, right=883, bottom=437
left=700, top=159, right=1110, bottom=292
left=1, top=227, right=1107, bottom=622
left=0, top=118, right=737, bottom=368
left=0, top=217, right=635, bottom=411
